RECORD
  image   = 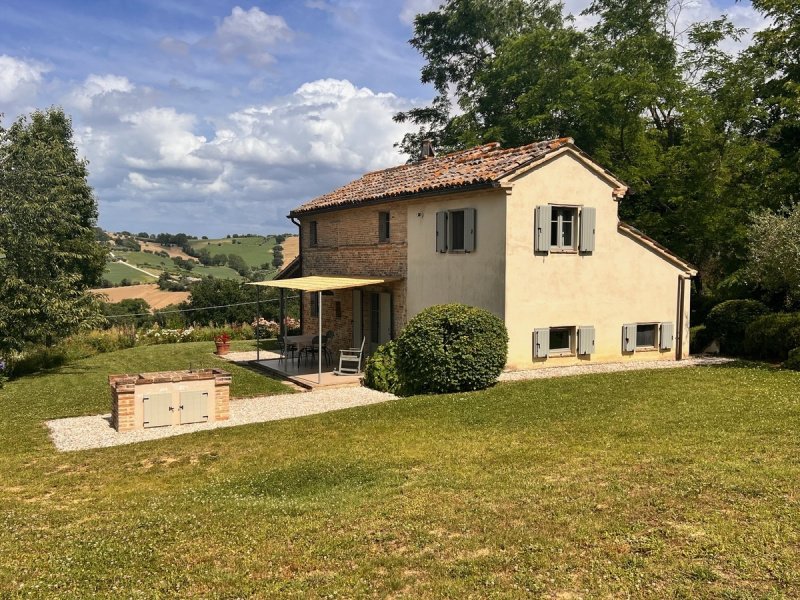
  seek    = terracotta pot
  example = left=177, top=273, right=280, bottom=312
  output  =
left=215, top=341, right=230, bottom=356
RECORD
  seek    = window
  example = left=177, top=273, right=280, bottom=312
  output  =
left=370, top=294, right=380, bottom=343
left=449, top=210, right=465, bottom=251
left=549, top=326, right=575, bottom=355
left=535, top=205, right=595, bottom=253
left=550, top=207, right=577, bottom=250
left=310, top=292, right=319, bottom=315
left=309, top=221, right=318, bottom=246
left=335, top=300, right=342, bottom=318
left=436, top=208, right=476, bottom=253
left=379, top=212, right=390, bottom=243
left=636, top=323, right=658, bottom=348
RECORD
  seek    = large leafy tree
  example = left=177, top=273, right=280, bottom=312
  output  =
left=0, top=108, right=107, bottom=355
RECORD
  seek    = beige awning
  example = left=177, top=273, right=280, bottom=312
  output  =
left=248, top=275, right=401, bottom=292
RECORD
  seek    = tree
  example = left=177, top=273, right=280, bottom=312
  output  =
left=746, top=204, right=800, bottom=308
left=0, top=108, right=107, bottom=355
left=226, top=253, right=249, bottom=276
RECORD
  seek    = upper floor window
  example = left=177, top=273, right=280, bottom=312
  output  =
left=379, top=211, right=390, bottom=243
left=436, top=208, right=476, bottom=253
left=551, top=207, right=577, bottom=250
left=309, top=220, right=318, bottom=246
left=535, top=205, right=596, bottom=254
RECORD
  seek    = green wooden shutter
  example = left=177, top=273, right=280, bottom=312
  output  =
left=535, top=205, right=551, bottom=253
left=622, top=323, right=636, bottom=352
left=660, top=322, right=674, bottom=350
left=578, top=326, right=595, bottom=355
left=436, top=211, right=448, bottom=252
left=579, top=206, right=596, bottom=253
left=464, top=208, right=476, bottom=252
left=533, top=328, right=550, bottom=358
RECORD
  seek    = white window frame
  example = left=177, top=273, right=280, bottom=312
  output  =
left=548, top=326, right=576, bottom=357
left=550, top=205, right=578, bottom=252
left=635, top=323, right=659, bottom=350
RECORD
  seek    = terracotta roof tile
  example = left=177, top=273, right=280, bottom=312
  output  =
left=291, top=138, right=573, bottom=215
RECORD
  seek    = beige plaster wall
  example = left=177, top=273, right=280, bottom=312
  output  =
left=504, top=151, right=691, bottom=370
left=405, top=189, right=507, bottom=320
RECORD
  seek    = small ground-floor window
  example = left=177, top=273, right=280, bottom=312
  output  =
left=636, top=323, right=658, bottom=349
left=549, top=326, right=575, bottom=356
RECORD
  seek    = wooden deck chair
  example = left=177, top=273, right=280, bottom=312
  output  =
left=334, top=337, right=365, bottom=375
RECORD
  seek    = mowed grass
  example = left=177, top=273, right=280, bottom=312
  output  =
left=190, top=235, right=277, bottom=269
left=102, top=260, right=157, bottom=284
left=0, top=358, right=799, bottom=597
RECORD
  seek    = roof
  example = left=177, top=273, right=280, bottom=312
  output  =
left=618, top=222, right=698, bottom=275
left=273, top=255, right=300, bottom=280
left=291, top=138, right=577, bottom=216
left=248, top=275, right=402, bottom=292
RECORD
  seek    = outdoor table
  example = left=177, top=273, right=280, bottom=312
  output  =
left=284, top=334, right=316, bottom=366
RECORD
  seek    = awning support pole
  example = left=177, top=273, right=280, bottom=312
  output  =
left=318, top=290, right=322, bottom=384
left=256, top=284, right=261, bottom=362
left=279, top=288, right=286, bottom=337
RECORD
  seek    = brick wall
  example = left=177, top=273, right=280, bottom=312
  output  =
left=299, top=204, right=407, bottom=353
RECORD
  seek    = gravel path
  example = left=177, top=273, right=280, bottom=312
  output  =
left=47, top=387, right=396, bottom=452
left=221, top=350, right=280, bottom=363
left=498, top=356, right=732, bottom=381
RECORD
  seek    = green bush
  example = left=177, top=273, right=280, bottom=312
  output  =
left=394, top=303, right=508, bottom=395
left=690, top=325, right=715, bottom=353
left=785, top=347, right=800, bottom=371
left=363, top=341, right=403, bottom=394
left=704, top=299, right=770, bottom=356
left=744, top=313, right=800, bottom=362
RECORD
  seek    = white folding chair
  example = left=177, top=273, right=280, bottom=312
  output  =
left=334, top=337, right=365, bottom=375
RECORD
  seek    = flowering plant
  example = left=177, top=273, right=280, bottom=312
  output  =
left=252, top=317, right=280, bottom=337
left=283, top=316, right=300, bottom=333
left=214, top=332, right=231, bottom=344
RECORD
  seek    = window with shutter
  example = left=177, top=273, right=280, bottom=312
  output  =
left=534, top=205, right=552, bottom=252
left=578, top=326, right=595, bottom=355
left=533, top=328, right=550, bottom=358
left=435, top=211, right=448, bottom=252
left=579, top=207, right=596, bottom=252
left=464, top=208, right=476, bottom=252
left=378, top=211, right=390, bottom=243
left=309, top=220, right=318, bottom=246
left=622, top=323, right=637, bottom=352
left=449, top=210, right=465, bottom=250
left=660, top=322, right=674, bottom=350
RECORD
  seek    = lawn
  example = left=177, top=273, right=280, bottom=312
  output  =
left=102, top=260, right=157, bottom=284
left=189, top=235, right=277, bottom=269
left=1, top=357, right=798, bottom=597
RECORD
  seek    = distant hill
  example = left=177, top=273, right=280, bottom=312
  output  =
left=99, top=231, right=299, bottom=290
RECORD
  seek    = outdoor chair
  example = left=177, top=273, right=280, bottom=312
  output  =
left=321, top=330, right=335, bottom=366
left=334, top=337, right=365, bottom=376
left=277, top=334, right=297, bottom=365
left=299, top=335, right=320, bottom=366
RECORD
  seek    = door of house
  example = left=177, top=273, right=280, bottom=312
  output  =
left=369, top=292, right=392, bottom=354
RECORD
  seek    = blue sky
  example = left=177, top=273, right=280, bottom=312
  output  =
left=0, top=0, right=765, bottom=236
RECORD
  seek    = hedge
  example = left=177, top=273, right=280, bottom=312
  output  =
left=743, top=312, right=800, bottom=362
left=704, top=299, right=770, bottom=356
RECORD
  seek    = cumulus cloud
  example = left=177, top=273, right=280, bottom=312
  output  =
left=211, top=6, right=293, bottom=66
left=68, top=74, right=135, bottom=111
left=0, top=54, right=48, bottom=105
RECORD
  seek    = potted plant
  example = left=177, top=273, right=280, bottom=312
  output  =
left=214, top=332, right=231, bottom=355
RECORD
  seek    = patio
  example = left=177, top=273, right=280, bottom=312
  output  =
left=250, top=355, right=363, bottom=389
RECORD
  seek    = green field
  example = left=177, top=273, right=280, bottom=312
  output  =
left=102, top=260, right=157, bottom=284
left=108, top=250, right=243, bottom=282
left=190, top=235, right=278, bottom=269
left=1, top=353, right=799, bottom=597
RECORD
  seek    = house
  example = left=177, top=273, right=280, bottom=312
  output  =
left=284, top=138, right=696, bottom=371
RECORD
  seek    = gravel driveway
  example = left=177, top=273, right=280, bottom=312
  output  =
left=47, top=387, right=396, bottom=452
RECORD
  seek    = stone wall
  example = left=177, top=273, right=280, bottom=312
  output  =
left=299, top=203, right=408, bottom=352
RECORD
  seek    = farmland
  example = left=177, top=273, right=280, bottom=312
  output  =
left=189, top=235, right=287, bottom=270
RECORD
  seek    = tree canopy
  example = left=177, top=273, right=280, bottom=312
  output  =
left=0, top=108, right=107, bottom=355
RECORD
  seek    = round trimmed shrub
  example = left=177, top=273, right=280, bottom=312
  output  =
left=785, top=348, right=800, bottom=371
left=363, top=340, right=403, bottom=394
left=690, top=325, right=715, bottom=353
left=704, top=299, right=770, bottom=356
left=744, top=312, right=800, bottom=362
left=394, top=303, right=508, bottom=395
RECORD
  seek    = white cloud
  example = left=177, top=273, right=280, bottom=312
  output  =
left=68, top=74, right=135, bottom=111
left=211, top=6, right=293, bottom=66
left=399, top=0, right=442, bottom=25
left=0, top=54, right=48, bottom=104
